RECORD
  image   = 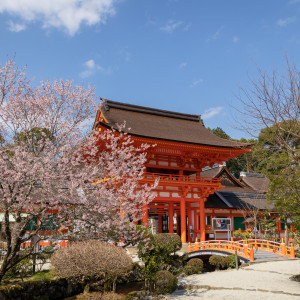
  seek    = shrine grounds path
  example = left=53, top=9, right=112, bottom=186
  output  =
left=167, top=259, right=300, bottom=300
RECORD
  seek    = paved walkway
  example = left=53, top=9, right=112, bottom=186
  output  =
left=167, top=260, right=300, bottom=299
left=254, top=249, right=288, bottom=261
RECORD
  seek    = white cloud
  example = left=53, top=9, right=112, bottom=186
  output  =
left=84, top=59, right=96, bottom=69
left=79, top=59, right=112, bottom=78
left=289, top=0, right=300, bottom=4
left=7, top=20, right=26, bottom=32
left=179, top=62, right=187, bottom=69
left=202, top=107, right=223, bottom=120
left=233, top=36, right=239, bottom=43
left=160, top=20, right=183, bottom=33
left=0, top=0, right=117, bottom=35
left=277, top=17, right=297, bottom=27
left=190, top=78, right=203, bottom=87
left=206, top=26, right=224, bottom=42
left=184, top=23, right=191, bottom=31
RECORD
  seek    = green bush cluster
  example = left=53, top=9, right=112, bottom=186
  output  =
left=152, top=270, right=178, bottom=295
left=4, top=258, right=32, bottom=281
left=224, top=254, right=240, bottom=269
left=183, top=258, right=203, bottom=275
left=153, top=233, right=182, bottom=255
left=138, top=233, right=182, bottom=290
left=209, top=255, right=226, bottom=271
left=233, top=229, right=250, bottom=239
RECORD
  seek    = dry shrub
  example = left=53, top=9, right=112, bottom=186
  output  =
left=76, top=292, right=125, bottom=300
left=51, top=240, right=132, bottom=281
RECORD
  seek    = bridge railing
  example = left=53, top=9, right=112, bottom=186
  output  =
left=188, top=240, right=254, bottom=261
left=237, top=239, right=295, bottom=258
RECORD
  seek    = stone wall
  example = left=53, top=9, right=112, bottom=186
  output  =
left=0, top=278, right=84, bottom=300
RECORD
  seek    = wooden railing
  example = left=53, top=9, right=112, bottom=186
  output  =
left=188, top=239, right=296, bottom=261
left=188, top=240, right=255, bottom=261
left=237, top=239, right=295, bottom=258
left=142, top=173, right=221, bottom=185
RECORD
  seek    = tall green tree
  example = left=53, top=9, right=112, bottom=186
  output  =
left=235, top=56, right=300, bottom=244
left=208, top=127, right=256, bottom=178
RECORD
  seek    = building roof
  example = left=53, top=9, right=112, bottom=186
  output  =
left=239, top=172, right=270, bottom=194
left=202, top=166, right=273, bottom=211
left=96, top=99, right=251, bottom=149
left=206, top=191, right=273, bottom=210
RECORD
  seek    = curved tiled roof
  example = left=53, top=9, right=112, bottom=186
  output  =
left=97, top=99, right=251, bottom=149
left=239, top=173, right=270, bottom=194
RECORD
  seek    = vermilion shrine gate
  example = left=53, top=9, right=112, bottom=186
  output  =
left=94, top=100, right=251, bottom=243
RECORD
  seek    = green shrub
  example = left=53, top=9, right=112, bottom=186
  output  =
left=209, top=255, right=226, bottom=271
left=138, top=233, right=182, bottom=288
left=183, top=265, right=197, bottom=276
left=186, top=258, right=203, bottom=274
left=224, top=254, right=240, bottom=269
left=153, top=270, right=177, bottom=294
left=153, top=233, right=182, bottom=255
left=4, top=258, right=32, bottom=281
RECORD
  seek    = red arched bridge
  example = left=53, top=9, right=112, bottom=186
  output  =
left=188, top=239, right=296, bottom=262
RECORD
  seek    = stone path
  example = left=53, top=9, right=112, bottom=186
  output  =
left=167, top=259, right=300, bottom=299
left=254, top=249, right=289, bottom=261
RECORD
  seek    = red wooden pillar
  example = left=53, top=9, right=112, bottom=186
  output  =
left=187, top=203, right=192, bottom=242
left=169, top=203, right=174, bottom=233
left=180, top=197, right=186, bottom=243
left=142, top=205, right=148, bottom=228
left=193, top=209, right=197, bottom=232
left=199, top=198, right=206, bottom=241
left=158, top=214, right=163, bottom=233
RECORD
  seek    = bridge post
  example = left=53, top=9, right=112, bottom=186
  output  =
left=280, top=242, right=287, bottom=255
left=243, top=243, right=249, bottom=257
left=290, top=244, right=295, bottom=258
left=250, top=247, right=254, bottom=261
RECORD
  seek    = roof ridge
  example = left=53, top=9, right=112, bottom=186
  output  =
left=101, top=98, right=203, bottom=123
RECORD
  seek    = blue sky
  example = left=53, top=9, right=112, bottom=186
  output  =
left=0, top=0, right=299, bottom=139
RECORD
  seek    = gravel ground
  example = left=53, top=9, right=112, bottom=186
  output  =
left=168, top=259, right=300, bottom=300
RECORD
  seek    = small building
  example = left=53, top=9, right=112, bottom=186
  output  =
left=94, top=99, right=252, bottom=243
left=199, top=166, right=284, bottom=240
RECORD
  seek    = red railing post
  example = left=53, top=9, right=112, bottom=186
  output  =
left=290, top=244, right=295, bottom=258
left=250, top=247, right=254, bottom=261
left=280, top=242, right=287, bottom=256
left=195, top=238, right=200, bottom=251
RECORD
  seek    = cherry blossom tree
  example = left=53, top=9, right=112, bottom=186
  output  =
left=0, top=59, right=156, bottom=281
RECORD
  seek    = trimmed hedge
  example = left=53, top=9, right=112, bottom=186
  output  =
left=209, top=255, right=226, bottom=271
left=153, top=270, right=178, bottom=294
left=51, top=240, right=132, bottom=281
left=224, top=254, right=240, bottom=269
left=184, top=258, right=204, bottom=275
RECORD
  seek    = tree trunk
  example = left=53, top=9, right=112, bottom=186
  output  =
left=112, top=277, right=117, bottom=292
left=254, top=217, right=257, bottom=239
left=285, top=222, right=289, bottom=245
